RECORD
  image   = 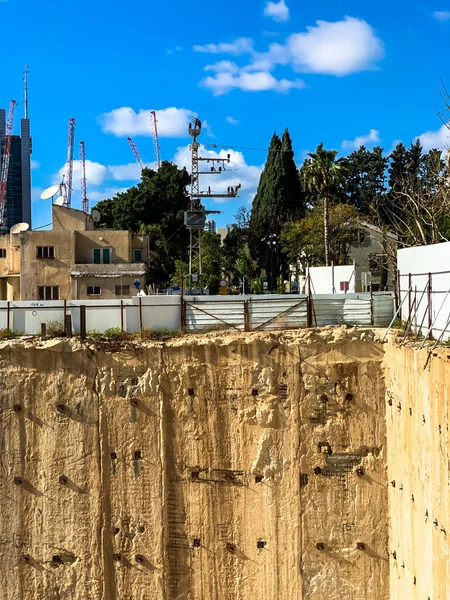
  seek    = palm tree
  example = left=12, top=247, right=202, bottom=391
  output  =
left=303, top=143, right=347, bottom=266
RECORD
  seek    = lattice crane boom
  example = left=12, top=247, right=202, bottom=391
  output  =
left=150, top=110, right=161, bottom=170
left=0, top=100, right=17, bottom=229
left=80, top=141, right=89, bottom=214
left=64, top=118, right=75, bottom=207
left=127, top=137, right=144, bottom=171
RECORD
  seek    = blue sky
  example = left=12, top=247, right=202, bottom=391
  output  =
left=1, top=0, right=450, bottom=228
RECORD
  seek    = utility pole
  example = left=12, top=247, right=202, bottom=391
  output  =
left=185, top=117, right=241, bottom=294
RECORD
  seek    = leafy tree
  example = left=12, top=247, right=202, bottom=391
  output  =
left=342, top=146, right=388, bottom=221
left=201, top=232, right=222, bottom=294
left=302, top=143, right=347, bottom=265
left=94, top=161, right=190, bottom=288
left=281, top=203, right=360, bottom=270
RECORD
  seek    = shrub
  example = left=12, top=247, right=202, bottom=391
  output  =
left=0, top=328, right=15, bottom=339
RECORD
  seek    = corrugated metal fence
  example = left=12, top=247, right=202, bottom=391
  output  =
left=184, top=293, right=394, bottom=332
left=0, top=293, right=394, bottom=336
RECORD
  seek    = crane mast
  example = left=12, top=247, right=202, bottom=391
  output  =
left=80, top=141, right=89, bottom=214
left=150, top=110, right=161, bottom=170
left=127, top=137, right=144, bottom=171
left=0, top=100, right=17, bottom=230
left=64, top=117, right=75, bottom=207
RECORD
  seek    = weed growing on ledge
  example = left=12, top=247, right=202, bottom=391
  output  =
left=0, top=328, right=15, bottom=339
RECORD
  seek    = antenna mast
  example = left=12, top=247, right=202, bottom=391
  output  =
left=0, top=100, right=17, bottom=230
left=185, top=117, right=241, bottom=294
left=150, top=110, right=161, bottom=170
left=127, top=137, right=144, bottom=171
left=23, top=66, right=29, bottom=119
left=80, top=141, right=89, bottom=214
left=64, top=117, right=75, bottom=207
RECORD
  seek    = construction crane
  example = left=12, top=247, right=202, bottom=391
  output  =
left=127, top=137, right=144, bottom=171
left=0, top=100, right=17, bottom=230
left=64, top=117, right=75, bottom=207
left=150, top=110, right=161, bottom=170
left=79, top=141, right=89, bottom=214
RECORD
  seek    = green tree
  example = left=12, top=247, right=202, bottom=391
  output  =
left=302, top=143, right=347, bottom=266
left=281, top=203, right=360, bottom=270
left=250, top=129, right=305, bottom=289
left=342, top=146, right=388, bottom=221
left=94, top=161, right=190, bottom=288
left=201, top=232, right=223, bottom=294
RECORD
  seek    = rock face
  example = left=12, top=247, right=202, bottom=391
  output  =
left=0, top=328, right=389, bottom=599
left=384, top=340, right=450, bottom=600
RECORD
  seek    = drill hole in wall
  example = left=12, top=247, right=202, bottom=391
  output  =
left=316, top=543, right=325, bottom=551
left=56, top=403, right=66, bottom=414
left=135, top=554, right=145, bottom=564
left=226, top=543, right=236, bottom=554
left=134, top=451, right=142, bottom=460
left=188, top=388, right=195, bottom=396
left=113, top=554, right=122, bottom=562
left=255, top=475, right=263, bottom=483
left=13, top=404, right=22, bottom=413
left=113, top=527, right=120, bottom=535
left=257, top=540, right=266, bottom=549
left=110, top=452, right=117, bottom=460
left=357, top=542, right=366, bottom=551
left=193, top=538, right=201, bottom=548
left=13, top=476, right=23, bottom=485
left=138, top=525, right=145, bottom=533
left=191, top=470, right=200, bottom=480
left=130, top=398, right=139, bottom=407
left=52, top=555, right=62, bottom=565
left=345, top=393, right=354, bottom=402
left=251, top=389, right=259, bottom=396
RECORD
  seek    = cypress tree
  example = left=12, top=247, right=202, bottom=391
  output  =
left=249, top=130, right=305, bottom=289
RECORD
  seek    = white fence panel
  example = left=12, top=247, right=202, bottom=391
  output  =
left=373, top=294, right=395, bottom=327
left=250, top=297, right=308, bottom=330
left=9, top=301, right=65, bottom=335
left=132, top=296, right=181, bottom=332
left=0, top=301, right=8, bottom=330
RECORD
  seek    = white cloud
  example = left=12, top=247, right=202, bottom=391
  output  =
left=433, top=10, right=450, bottom=21
left=342, top=129, right=381, bottom=150
left=416, top=123, right=450, bottom=151
left=89, top=187, right=129, bottom=204
left=204, top=60, right=240, bottom=74
left=100, top=107, right=195, bottom=138
left=193, top=38, right=254, bottom=55
left=108, top=162, right=156, bottom=181
left=195, top=17, right=384, bottom=94
left=201, top=70, right=305, bottom=95
left=30, top=160, right=40, bottom=170
left=226, top=116, right=239, bottom=125
left=173, top=145, right=262, bottom=204
left=264, top=0, right=289, bottom=23
left=53, top=159, right=109, bottom=189
left=287, top=17, right=384, bottom=75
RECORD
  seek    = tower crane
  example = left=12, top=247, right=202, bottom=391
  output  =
left=80, top=141, right=89, bottom=214
left=64, top=118, right=75, bottom=207
left=150, top=110, right=161, bottom=170
left=127, top=137, right=144, bottom=171
left=0, top=100, right=17, bottom=230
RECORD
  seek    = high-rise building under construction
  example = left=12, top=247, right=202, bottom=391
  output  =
left=0, top=109, right=32, bottom=230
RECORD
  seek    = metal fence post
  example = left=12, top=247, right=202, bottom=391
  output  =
left=370, top=286, right=374, bottom=326
left=138, top=296, right=143, bottom=333
left=65, top=314, right=72, bottom=338
left=408, top=273, right=412, bottom=323
left=428, top=273, right=433, bottom=340
left=120, top=300, right=124, bottom=332
left=41, top=323, right=47, bottom=340
left=6, top=300, right=10, bottom=331
left=80, top=305, right=86, bottom=340
left=244, top=300, right=250, bottom=331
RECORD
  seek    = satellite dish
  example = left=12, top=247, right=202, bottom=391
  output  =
left=91, top=209, right=101, bottom=223
left=54, top=196, right=65, bottom=206
left=10, top=222, right=30, bottom=234
left=40, top=185, right=59, bottom=200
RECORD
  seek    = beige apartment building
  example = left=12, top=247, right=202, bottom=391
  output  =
left=0, top=205, right=148, bottom=301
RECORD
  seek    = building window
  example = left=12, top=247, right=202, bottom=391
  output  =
left=93, top=248, right=111, bottom=264
left=115, top=285, right=130, bottom=296
left=0, top=249, right=6, bottom=258
left=133, top=248, right=143, bottom=262
left=87, top=286, right=101, bottom=296
left=36, top=246, right=55, bottom=259
left=38, top=286, right=59, bottom=300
